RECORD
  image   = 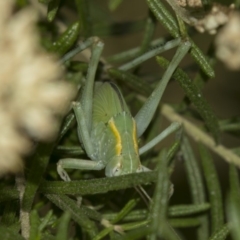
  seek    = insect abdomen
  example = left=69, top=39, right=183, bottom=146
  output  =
left=102, top=112, right=141, bottom=172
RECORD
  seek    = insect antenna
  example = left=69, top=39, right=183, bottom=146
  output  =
left=134, top=185, right=152, bottom=207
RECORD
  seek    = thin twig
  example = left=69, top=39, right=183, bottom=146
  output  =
left=161, top=104, right=240, bottom=168
left=15, top=173, right=30, bottom=239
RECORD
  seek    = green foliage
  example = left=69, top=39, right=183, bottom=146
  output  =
left=1, top=0, right=240, bottom=239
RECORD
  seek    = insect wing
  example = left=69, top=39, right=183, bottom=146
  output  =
left=93, top=82, right=130, bottom=124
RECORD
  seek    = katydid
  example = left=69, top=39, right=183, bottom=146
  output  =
left=57, top=38, right=191, bottom=181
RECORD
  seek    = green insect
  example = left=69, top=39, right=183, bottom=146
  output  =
left=57, top=38, right=191, bottom=181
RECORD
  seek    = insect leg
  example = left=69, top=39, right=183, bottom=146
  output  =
left=72, top=102, right=96, bottom=160
left=139, top=122, right=181, bottom=155
left=80, top=38, right=104, bottom=132
left=118, top=38, right=181, bottom=71
left=57, top=158, right=105, bottom=182
left=60, top=37, right=98, bottom=63
left=135, top=40, right=191, bottom=138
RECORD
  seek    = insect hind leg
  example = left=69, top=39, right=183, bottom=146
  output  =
left=57, top=158, right=105, bottom=181
left=139, top=122, right=181, bottom=155
left=135, top=40, right=191, bottom=138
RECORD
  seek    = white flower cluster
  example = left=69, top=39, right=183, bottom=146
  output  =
left=176, top=0, right=202, bottom=9
left=167, top=1, right=240, bottom=70
left=215, top=12, right=240, bottom=70
left=0, top=1, right=75, bottom=175
left=194, top=3, right=235, bottom=34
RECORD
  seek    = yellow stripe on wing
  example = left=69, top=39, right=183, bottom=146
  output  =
left=109, top=118, right=122, bottom=156
left=132, top=119, right=139, bottom=155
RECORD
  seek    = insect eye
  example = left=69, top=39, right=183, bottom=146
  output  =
left=112, top=166, right=121, bottom=176
left=105, top=160, right=122, bottom=177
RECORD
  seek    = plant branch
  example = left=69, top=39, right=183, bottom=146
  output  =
left=162, top=104, right=240, bottom=168
left=15, top=173, right=29, bottom=240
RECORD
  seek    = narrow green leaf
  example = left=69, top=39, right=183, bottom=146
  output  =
left=149, top=149, right=181, bottom=240
left=46, top=194, right=98, bottom=238
left=1, top=201, right=19, bottom=226
left=119, top=38, right=180, bottom=71
left=40, top=171, right=157, bottom=195
left=221, top=123, right=240, bottom=132
left=231, top=147, right=240, bottom=156
left=227, top=164, right=240, bottom=240
left=138, top=11, right=156, bottom=55
left=227, top=195, right=240, bottom=240
left=51, top=22, right=80, bottom=56
left=169, top=218, right=200, bottom=227
left=67, top=61, right=89, bottom=72
left=107, top=37, right=165, bottom=63
left=22, top=144, right=53, bottom=212
left=93, top=226, right=114, bottom=240
left=167, top=138, right=181, bottom=164
left=0, top=187, right=18, bottom=203
left=190, top=43, right=215, bottom=78
left=0, top=225, right=25, bottom=240
left=56, top=212, right=71, bottom=240
left=29, top=210, right=41, bottom=240
left=169, top=203, right=210, bottom=217
left=229, top=164, right=240, bottom=203
left=147, top=0, right=179, bottom=38
left=75, top=0, right=91, bottom=37
left=80, top=205, right=102, bottom=221
left=94, top=221, right=148, bottom=240
left=156, top=56, right=220, bottom=143
left=209, top=224, right=229, bottom=240
left=57, top=113, right=75, bottom=141
left=158, top=225, right=182, bottom=240
left=60, top=37, right=96, bottom=63
left=182, top=138, right=204, bottom=200
left=39, top=210, right=53, bottom=231
left=55, top=145, right=85, bottom=156
left=104, top=203, right=210, bottom=223
left=112, top=199, right=139, bottom=224
left=120, top=220, right=149, bottom=231
left=120, top=226, right=153, bottom=240
left=47, top=0, right=61, bottom=22
left=219, top=118, right=240, bottom=132
left=147, top=0, right=215, bottom=78
left=181, top=136, right=209, bottom=240
left=199, top=143, right=224, bottom=234
left=103, top=209, right=147, bottom=222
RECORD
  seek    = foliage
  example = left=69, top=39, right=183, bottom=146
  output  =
left=1, top=0, right=240, bottom=239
